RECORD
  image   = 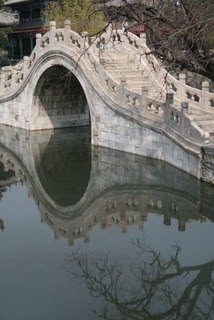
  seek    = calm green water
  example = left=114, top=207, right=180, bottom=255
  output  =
left=0, top=127, right=213, bottom=320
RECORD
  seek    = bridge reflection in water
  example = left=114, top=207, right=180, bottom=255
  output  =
left=0, top=125, right=213, bottom=320
left=0, top=124, right=213, bottom=244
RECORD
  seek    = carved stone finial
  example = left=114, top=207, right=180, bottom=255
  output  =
left=64, top=20, right=71, bottom=30
left=49, top=21, right=56, bottom=31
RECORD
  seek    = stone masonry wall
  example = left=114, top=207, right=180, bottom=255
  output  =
left=32, top=65, right=90, bottom=129
left=92, top=95, right=201, bottom=179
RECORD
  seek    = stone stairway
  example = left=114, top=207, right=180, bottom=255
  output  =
left=186, top=113, right=214, bottom=144
left=192, top=115, right=214, bottom=136
left=94, top=47, right=214, bottom=142
left=97, top=49, right=165, bottom=102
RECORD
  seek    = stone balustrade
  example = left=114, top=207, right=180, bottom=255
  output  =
left=0, top=20, right=213, bottom=115
left=165, top=94, right=210, bottom=144
left=167, top=73, right=214, bottom=112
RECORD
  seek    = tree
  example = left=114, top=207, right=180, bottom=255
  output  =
left=0, top=0, right=12, bottom=55
left=99, top=0, right=214, bottom=82
left=0, top=218, right=4, bottom=231
left=71, top=241, right=214, bottom=320
left=42, top=0, right=105, bottom=35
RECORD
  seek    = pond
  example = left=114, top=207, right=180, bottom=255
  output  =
left=0, top=126, right=213, bottom=320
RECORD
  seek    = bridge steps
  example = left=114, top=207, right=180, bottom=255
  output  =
left=108, top=74, right=152, bottom=83
left=193, top=115, right=214, bottom=121
left=124, top=79, right=164, bottom=95
left=99, top=49, right=165, bottom=102
left=105, top=65, right=158, bottom=88
left=103, top=63, right=145, bottom=71
left=191, top=116, right=214, bottom=136
left=197, top=121, right=214, bottom=132
left=106, top=69, right=151, bottom=77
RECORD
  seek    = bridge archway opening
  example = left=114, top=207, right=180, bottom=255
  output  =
left=32, top=65, right=91, bottom=131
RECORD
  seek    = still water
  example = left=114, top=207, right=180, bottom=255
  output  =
left=0, top=126, right=213, bottom=320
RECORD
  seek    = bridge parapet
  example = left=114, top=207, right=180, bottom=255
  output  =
left=165, top=94, right=210, bottom=145
left=166, top=73, right=214, bottom=113
left=0, top=20, right=213, bottom=114
left=0, top=20, right=88, bottom=95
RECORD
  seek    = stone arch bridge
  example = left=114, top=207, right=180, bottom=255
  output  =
left=1, top=20, right=214, bottom=182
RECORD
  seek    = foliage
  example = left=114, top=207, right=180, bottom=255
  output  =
left=0, top=218, right=4, bottom=231
left=42, top=0, right=105, bottom=35
left=0, top=0, right=5, bottom=10
left=0, top=27, right=11, bottom=51
left=0, top=0, right=11, bottom=12
left=0, top=0, right=12, bottom=51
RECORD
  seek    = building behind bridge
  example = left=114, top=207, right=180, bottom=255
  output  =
left=4, top=0, right=47, bottom=60
left=3, top=0, right=158, bottom=60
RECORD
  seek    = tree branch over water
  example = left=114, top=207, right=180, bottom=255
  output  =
left=0, top=218, right=4, bottom=231
left=71, top=241, right=214, bottom=319
left=98, top=0, right=214, bottom=81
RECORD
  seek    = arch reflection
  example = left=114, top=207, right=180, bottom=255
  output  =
left=0, top=125, right=213, bottom=244
left=34, top=128, right=91, bottom=206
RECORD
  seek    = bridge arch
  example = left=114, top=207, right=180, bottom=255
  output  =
left=25, top=51, right=98, bottom=133
left=33, top=65, right=90, bottom=129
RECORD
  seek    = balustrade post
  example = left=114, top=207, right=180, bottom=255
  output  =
left=141, top=86, right=148, bottom=115
left=166, top=93, right=174, bottom=105
left=82, top=31, right=89, bottom=48
left=202, top=81, right=209, bottom=108
left=63, top=20, right=71, bottom=45
left=64, top=20, right=71, bottom=30
left=49, top=21, right=56, bottom=31
left=165, top=93, right=174, bottom=123
left=0, top=73, right=6, bottom=94
left=178, top=73, right=186, bottom=101
left=48, top=22, right=56, bottom=46
left=11, top=69, right=17, bottom=87
left=120, top=77, right=127, bottom=106
left=180, top=101, right=189, bottom=136
left=181, top=101, right=189, bottom=115
left=35, top=33, right=42, bottom=55
left=140, top=33, right=146, bottom=45
left=23, top=56, right=29, bottom=73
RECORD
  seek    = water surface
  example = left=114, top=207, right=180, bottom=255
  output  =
left=0, top=127, right=213, bottom=320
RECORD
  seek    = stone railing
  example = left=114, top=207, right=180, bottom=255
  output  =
left=167, top=73, right=214, bottom=113
left=1, top=20, right=213, bottom=113
left=165, top=93, right=210, bottom=144
left=0, top=20, right=89, bottom=95
left=90, top=26, right=214, bottom=115
left=90, top=53, right=208, bottom=145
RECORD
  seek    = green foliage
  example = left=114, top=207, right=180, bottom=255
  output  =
left=0, top=0, right=11, bottom=51
left=0, top=28, right=10, bottom=49
left=0, top=0, right=11, bottom=12
left=43, top=0, right=105, bottom=35
left=0, top=0, right=4, bottom=10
